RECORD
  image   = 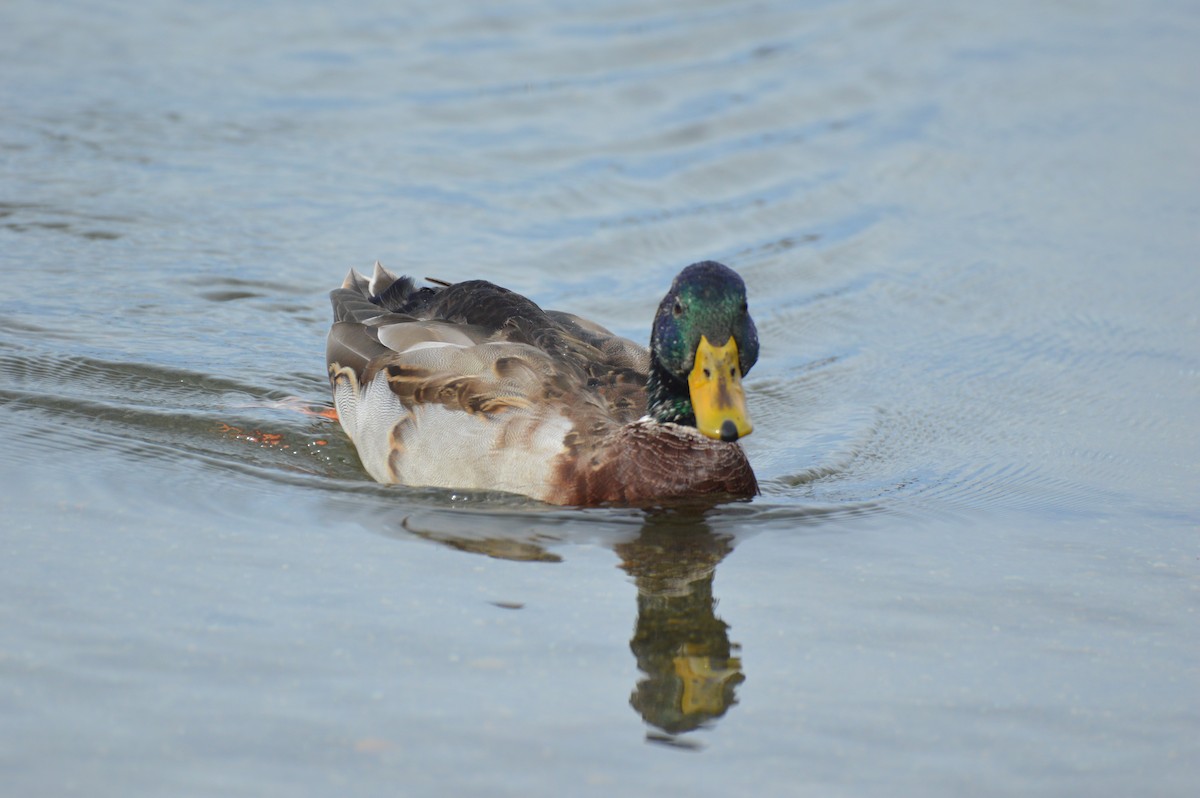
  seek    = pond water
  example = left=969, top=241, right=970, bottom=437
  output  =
left=2, top=0, right=1197, bottom=795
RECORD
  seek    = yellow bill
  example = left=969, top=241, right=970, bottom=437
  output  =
left=688, top=335, right=753, bottom=442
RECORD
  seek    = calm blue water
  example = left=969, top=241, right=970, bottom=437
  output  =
left=2, top=1, right=1198, bottom=796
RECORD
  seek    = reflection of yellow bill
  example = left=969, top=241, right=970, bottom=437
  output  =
left=674, top=654, right=745, bottom=716
left=688, top=335, right=753, bottom=442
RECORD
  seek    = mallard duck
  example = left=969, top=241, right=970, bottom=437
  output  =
left=326, top=260, right=758, bottom=505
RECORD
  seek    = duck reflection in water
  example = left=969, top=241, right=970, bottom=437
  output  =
left=616, top=512, right=743, bottom=742
left=389, top=506, right=743, bottom=743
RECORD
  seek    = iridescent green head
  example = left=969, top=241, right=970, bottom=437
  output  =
left=647, top=261, right=758, bottom=441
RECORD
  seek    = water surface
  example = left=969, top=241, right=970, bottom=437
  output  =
left=2, top=1, right=1198, bottom=796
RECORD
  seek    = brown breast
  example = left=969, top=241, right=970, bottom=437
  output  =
left=550, top=420, right=758, bottom=506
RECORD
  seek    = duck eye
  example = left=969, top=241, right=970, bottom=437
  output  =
left=739, top=300, right=748, bottom=314
left=672, top=300, right=683, bottom=317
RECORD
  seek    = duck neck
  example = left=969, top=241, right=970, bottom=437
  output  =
left=646, top=358, right=696, bottom=427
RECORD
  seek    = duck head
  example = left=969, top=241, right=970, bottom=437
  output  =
left=647, top=261, right=758, bottom=442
